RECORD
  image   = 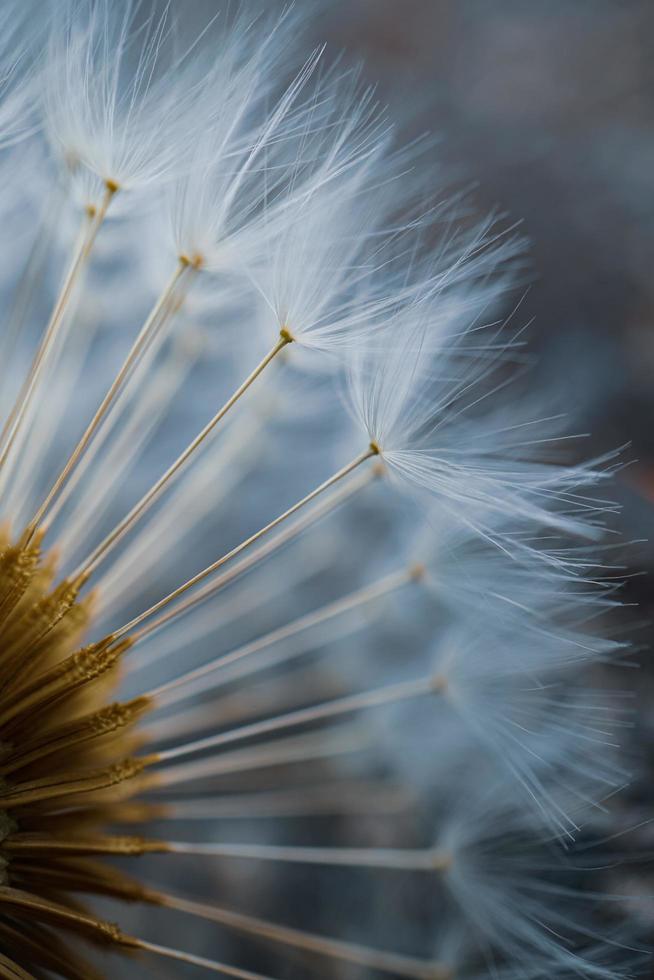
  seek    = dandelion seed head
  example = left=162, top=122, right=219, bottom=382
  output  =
left=0, top=2, right=637, bottom=977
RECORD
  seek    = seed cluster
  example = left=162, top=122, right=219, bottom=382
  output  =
left=0, top=532, right=162, bottom=977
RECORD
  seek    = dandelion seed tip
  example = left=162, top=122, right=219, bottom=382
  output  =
left=85, top=203, right=97, bottom=219
left=141, top=884, right=168, bottom=906
left=409, top=561, right=427, bottom=582
left=104, top=177, right=120, bottom=195
left=279, top=326, right=295, bottom=344
left=369, top=440, right=381, bottom=456
left=179, top=252, right=204, bottom=269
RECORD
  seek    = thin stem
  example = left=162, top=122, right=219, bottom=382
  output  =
left=93, top=390, right=268, bottom=610
left=167, top=783, right=411, bottom=820
left=167, top=841, right=451, bottom=873
left=147, top=566, right=417, bottom=706
left=0, top=185, right=115, bottom=490
left=25, top=261, right=191, bottom=540
left=134, top=939, right=272, bottom=979
left=156, top=674, right=437, bottom=762
left=155, top=725, right=371, bottom=788
left=141, top=666, right=344, bottom=744
left=51, top=326, right=200, bottom=559
left=159, top=893, right=450, bottom=979
left=112, top=446, right=377, bottom=641
left=72, top=332, right=292, bottom=579
left=128, top=463, right=380, bottom=649
left=0, top=213, right=87, bottom=462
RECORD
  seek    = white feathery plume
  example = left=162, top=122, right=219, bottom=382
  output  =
left=43, top=0, right=248, bottom=206
left=169, top=58, right=400, bottom=323
left=413, top=513, right=626, bottom=654
left=440, top=782, right=640, bottom=979
left=345, top=278, right=620, bottom=547
left=424, top=627, right=632, bottom=836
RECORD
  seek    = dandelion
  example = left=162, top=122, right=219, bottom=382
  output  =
left=0, top=3, right=637, bottom=979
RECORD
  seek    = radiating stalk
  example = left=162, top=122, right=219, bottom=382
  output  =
left=72, top=331, right=293, bottom=579
left=0, top=174, right=70, bottom=372
left=111, top=445, right=378, bottom=640
left=127, top=462, right=381, bottom=648
left=159, top=893, right=451, bottom=979
left=155, top=674, right=439, bottom=761
left=134, top=940, right=271, bottom=979
left=0, top=185, right=116, bottom=494
left=167, top=841, right=451, bottom=872
left=166, top=783, right=411, bottom=820
left=147, top=565, right=420, bottom=706
left=25, top=260, right=192, bottom=540
left=154, top=725, right=372, bottom=789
